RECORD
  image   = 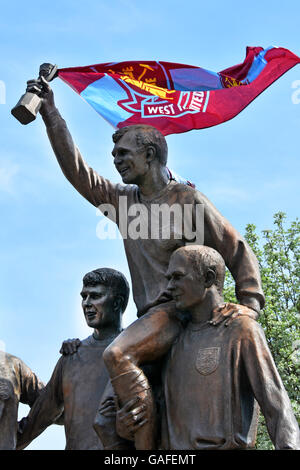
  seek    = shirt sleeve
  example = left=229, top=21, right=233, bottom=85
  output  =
left=42, top=107, right=125, bottom=210
left=17, top=357, right=64, bottom=450
left=194, top=190, right=265, bottom=312
left=240, top=320, right=300, bottom=449
left=18, top=359, right=45, bottom=407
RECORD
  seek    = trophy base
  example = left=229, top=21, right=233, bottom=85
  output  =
left=11, top=92, right=41, bottom=125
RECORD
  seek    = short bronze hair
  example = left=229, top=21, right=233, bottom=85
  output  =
left=112, top=125, right=168, bottom=166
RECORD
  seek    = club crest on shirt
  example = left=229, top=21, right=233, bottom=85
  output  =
left=195, top=347, right=220, bottom=375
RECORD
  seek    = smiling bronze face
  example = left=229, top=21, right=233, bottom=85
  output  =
left=81, top=284, right=116, bottom=329
left=112, top=131, right=149, bottom=185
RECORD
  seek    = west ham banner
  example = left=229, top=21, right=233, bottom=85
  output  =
left=58, top=46, right=300, bottom=136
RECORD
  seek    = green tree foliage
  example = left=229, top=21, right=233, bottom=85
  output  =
left=223, top=212, right=300, bottom=449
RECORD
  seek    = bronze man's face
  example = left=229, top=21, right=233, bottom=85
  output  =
left=80, top=284, right=115, bottom=329
left=112, top=131, right=149, bottom=185
left=166, top=253, right=205, bottom=312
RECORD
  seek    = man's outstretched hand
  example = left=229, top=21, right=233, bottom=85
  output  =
left=211, top=302, right=259, bottom=327
left=26, top=75, right=55, bottom=114
left=59, top=338, right=81, bottom=355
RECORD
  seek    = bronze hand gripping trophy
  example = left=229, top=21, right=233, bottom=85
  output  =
left=11, top=63, right=57, bottom=125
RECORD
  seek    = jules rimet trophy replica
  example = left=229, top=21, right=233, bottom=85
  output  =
left=11, top=63, right=57, bottom=125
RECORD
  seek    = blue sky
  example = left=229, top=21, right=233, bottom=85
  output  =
left=0, top=0, right=299, bottom=449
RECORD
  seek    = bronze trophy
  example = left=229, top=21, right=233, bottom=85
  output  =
left=11, top=63, right=58, bottom=125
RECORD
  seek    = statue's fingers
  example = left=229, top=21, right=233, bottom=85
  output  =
left=104, top=402, right=116, bottom=413
left=211, top=309, right=236, bottom=326
left=101, top=409, right=116, bottom=417
left=214, top=303, right=226, bottom=312
left=122, top=396, right=140, bottom=413
left=60, top=341, right=70, bottom=355
left=26, top=84, right=42, bottom=93
left=224, top=310, right=241, bottom=327
left=65, top=342, right=72, bottom=355
left=63, top=338, right=80, bottom=354
left=123, top=406, right=146, bottom=428
left=26, top=83, right=41, bottom=90
left=26, top=79, right=42, bottom=87
left=212, top=303, right=229, bottom=316
left=102, top=397, right=115, bottom=406
left=132, top=409, right=147, bottom=424
left=68, top=339, right=79, bottom=354
left=99, top=404, right=115, bottom=416
left=211, top=310, right=231, bottom=324
left=70, top=344, right=77, bottom=354
left=101, top=411, right=115, bottom=417
left=26, top=79, right=40, bottom=85
left=70, top=339, right=79, bottom=353
left=130, top=405, right=146, bottom=418
left=99, top=406, right=109, bottom=415
left=232, top=309, right=241, bottom=317
left=135, top=418, right=148, bottom=430
left=224, top=317, right=234, bottom=327
left=99, top=398, right=115, bottom=412
left=40, top=76, right=51, bottom=92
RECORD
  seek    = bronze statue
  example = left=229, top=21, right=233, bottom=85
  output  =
left=25, top=70, right=265, bottom=449
left=17, top=268, right=131, bottom=450
left=0, top=351, right=44, bottom=449
left=158, top=245, right=300, bottom=450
